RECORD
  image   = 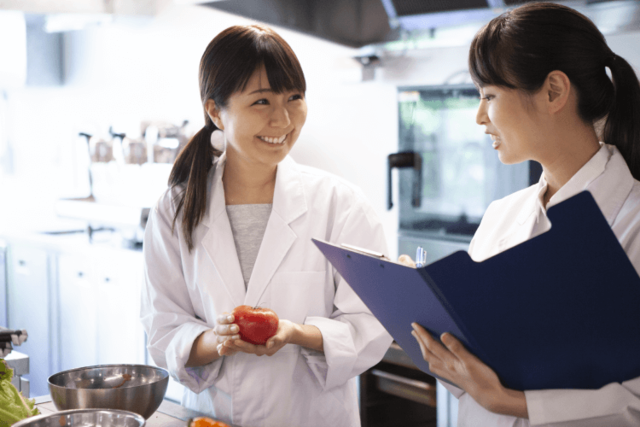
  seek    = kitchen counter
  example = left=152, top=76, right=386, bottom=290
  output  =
left=34, top=396, right=239, bottom=427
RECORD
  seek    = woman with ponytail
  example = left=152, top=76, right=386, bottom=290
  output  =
left=140, top=25, right=391, bottom=427
left=405, top=2, right=640, bottom=426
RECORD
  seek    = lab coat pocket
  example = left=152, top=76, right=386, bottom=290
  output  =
left=264, top=270, right=329, bottom=325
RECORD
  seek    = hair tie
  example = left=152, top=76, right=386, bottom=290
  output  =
left=607, top=54, right=617, bottom=68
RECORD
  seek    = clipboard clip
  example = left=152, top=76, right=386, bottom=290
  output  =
left=341, top=243, right=388, bottom=260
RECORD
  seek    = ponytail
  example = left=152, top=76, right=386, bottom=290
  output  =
left=169, top=117, right=223, bottom=251
left=602, top=54, right=640, bottom=180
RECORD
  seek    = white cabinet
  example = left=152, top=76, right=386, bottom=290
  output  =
left=5, top=233, right=149, bottom=397
left=94, top=249, right=145, bottom=366
left=58, top=253, right=98, bottom=371
left=7, top=244, right=54, bottom=397
left=57, top=246, right=146, bottom=371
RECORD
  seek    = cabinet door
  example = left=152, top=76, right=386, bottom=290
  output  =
left=1, top=240, right=7, bottom=328
left=58, top=253, right=98, bottom=371
left=95, top=249, right=145, bottom=365
left=7, top=244, right=51, bottom=397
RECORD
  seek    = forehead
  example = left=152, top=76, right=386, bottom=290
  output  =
left=242, top=67, right=271, bottom=94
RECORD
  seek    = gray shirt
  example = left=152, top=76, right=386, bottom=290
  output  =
left=226, top=204, right=272, bottom=288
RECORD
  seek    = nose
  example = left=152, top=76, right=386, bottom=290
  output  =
left=476, top=100, right=489, bottom=126
left=270, top=103, right=291, bottom=128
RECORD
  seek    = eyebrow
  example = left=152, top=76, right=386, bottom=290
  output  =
left=248, top=88, right=274, bottom=95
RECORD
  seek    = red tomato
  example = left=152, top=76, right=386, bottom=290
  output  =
left=231, top=305, right=279, bottom=345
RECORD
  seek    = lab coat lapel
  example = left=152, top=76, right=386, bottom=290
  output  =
left=200, top=153, right=246, bottom=308
left=498, top=190, right=540, bottom=253
left=244, top=156, right=307, bottom=307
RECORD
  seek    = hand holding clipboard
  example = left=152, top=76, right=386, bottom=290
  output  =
left=313, top=191, right=640, bottom=391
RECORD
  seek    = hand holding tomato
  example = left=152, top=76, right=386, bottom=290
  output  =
left=232, top=305, right=279, bottom=345
left=218, top=306, right=297, bottom=357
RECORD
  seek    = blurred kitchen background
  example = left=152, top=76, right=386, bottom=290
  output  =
left=2, top=1, right=640, bottom=426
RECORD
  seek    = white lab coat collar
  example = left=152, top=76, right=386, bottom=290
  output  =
left=199, top=151, right=309, bottom=307
left=516, top=144, right=633, bottom=228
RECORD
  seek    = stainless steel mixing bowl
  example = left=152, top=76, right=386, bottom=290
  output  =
left=12, top=409, right=145, bottom=427
left=48, top=365, right=169, bottom=419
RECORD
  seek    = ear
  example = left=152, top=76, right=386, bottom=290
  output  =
left=544, top=70, right=571, bottom=115
left=205, top=99, right=224, bottom=130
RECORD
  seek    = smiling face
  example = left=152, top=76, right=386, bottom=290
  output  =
left=207, top=66, right=307, bottom=169
left=476, top=85, right=546, bottom=165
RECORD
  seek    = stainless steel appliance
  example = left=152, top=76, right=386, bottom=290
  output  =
left=388, top=85, right=542, bottom=427
left=391, top=84, right=542, bottom=262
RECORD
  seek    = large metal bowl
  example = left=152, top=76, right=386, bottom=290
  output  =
left=48, top=365, right=169, bottom=419
left=12, top=409, right=145, bottom=427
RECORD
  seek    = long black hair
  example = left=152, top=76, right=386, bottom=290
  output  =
left=169, top=25, right=306, bottom=250
left=469, top=2, right=640, bottom=179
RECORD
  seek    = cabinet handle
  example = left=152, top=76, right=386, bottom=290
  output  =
left=371, top=369, right=436, bottom=407
left=18, top=260, right=26, bottom=267
left=77, top=271, right=84, bottom=278
left=104, top=277, right=110, bottom=283
left=387, top=151, right=422, bottom=210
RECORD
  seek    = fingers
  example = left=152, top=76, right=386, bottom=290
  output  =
left=412, top=323, right=459, bottom=361
left=217, top=312, right=234, bottom=324
left=412, top=329, right=437, bottom=362
left=398, top=254, right=417, bottom=268
left=440, top=333, right=463, bottom=355
left=411, top=324, right=473, bottom=366
left=441, top=332, right=476, bottom=364
left=215, top=323, right=239, bottom=337
left=411, top=324, right=441, bottom=362
left=216, top=334, right=240, bottom=345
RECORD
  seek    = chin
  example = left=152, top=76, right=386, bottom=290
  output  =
left=498, top=153, right=529, bottom=166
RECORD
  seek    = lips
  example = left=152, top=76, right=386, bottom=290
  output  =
left=486, top=131, right=500, bottom=149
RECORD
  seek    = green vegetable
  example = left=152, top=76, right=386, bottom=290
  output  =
left=0, top=359, right=39, bottom=427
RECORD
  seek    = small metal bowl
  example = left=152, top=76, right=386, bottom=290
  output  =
left=48, top=365, right=169, bottom=419
left=12, top=409, right=145, bottom=427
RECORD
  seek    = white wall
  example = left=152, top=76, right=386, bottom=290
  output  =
left=0, top=4, right=402, bottom=255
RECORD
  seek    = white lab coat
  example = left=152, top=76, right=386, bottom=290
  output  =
left=140, top=152, right=393, bottom=427
left=442, top=143, right=640, bottom=426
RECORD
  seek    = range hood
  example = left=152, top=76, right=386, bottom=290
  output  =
left=202, top=0, right=392, bottom=48
left=202, top=0, right=640, bottom=48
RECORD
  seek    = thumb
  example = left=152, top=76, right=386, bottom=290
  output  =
left=398, top=254, right=416, bottom=268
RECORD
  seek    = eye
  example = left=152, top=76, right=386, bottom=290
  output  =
left=252, top=98, right=269, bottom=106
left=289, top=93, right=303, bottom=101
left=480, top=95, right=494, bottom=102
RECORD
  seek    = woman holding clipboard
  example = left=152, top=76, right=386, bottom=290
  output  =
left=405, top=2, right=640, bottom=425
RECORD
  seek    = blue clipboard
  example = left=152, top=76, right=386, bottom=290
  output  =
left=313, top=191, right=640, bottom=390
